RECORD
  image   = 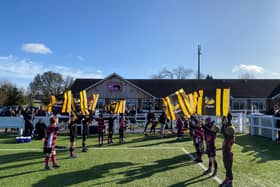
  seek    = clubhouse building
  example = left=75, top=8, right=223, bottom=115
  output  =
left=70, top=73, right=280, bottom=114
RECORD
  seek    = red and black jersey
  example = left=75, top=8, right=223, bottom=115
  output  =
left=221, top=123, right=235, bottom=160
left=193, top=126, right=204, bottom=142
left=96, top=118, right=105, bottom=132
left=44, top=125, right=58, bottom=149
left=119, top=121, right=126, bottom=130
left=204, top=123, right=216, bottom=152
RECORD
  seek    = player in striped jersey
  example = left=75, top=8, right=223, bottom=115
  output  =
left=43, top=116, right=60, bottom=170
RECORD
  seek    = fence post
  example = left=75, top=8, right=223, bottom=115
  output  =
left=272, top=116, right=276, bottom=141
left=250, top=115, right=254, bottom=136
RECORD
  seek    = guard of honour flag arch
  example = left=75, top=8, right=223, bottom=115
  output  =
left=46, top=87, right=230, bottom=119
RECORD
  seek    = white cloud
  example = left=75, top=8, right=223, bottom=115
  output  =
left=21, top=43, right=52, bottom=54
left=77, top=56, right=85, bottom=61
left=0, top=55, right=103, bottom=88
left=0, top=55, right=42, bottom=79
left=232, top=64, right=265, bottom=73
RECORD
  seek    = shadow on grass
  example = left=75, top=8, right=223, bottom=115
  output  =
left=116, top=153, right=196, bottom=184
left=86, top=134, right=192, bottom=148
left=32, top=162, right=134, bottom=187
left=0, top=169, right=44, bottom=179
left=0, top=149, right=68, bottom=166
left=168, top=174, right=212, bottom=187
left=235, top=134, right=280, bottom=163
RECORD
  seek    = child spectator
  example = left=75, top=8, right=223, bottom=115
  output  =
left=119, top=116, right=127, bottom=144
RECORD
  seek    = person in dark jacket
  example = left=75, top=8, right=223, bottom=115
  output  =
left=68, top=115, right=78, bottom=158
left=34, top=119, right=47, bottom=140
left=144, top=109, right=155, bottom=135
left=159, top=111, right=167, bottom=138
left=23, top=115, right=34, bottom=137
left=107, top=113, right=116, bottom=144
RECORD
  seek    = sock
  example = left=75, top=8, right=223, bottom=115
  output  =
left=208, top=160, right=212, bottom=170
left=45, top=155, right=50, bottom=167
left=70, top=147, right=74, bottom=156
left=82, top=142, right=85, bottom=148
left=51, top=154, right=57, bottom=166
left=214, top=160, right=218, bottom=170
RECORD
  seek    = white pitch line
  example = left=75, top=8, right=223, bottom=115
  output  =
left=0, top=148, right=41, bottom=151
left=88, top=147, right=181, bottom=150
left=180, top=148, right=223, bottom=185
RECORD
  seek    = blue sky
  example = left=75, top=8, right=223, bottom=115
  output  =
left=0, top=0, right=280, bottom=88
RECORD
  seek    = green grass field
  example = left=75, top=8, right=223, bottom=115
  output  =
left=0, top=132, right=280, bottom=187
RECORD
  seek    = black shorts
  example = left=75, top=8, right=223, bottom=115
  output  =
left=44, top=147, right=53, bottom=154
left=206, top=149, right=216, bottom=157
left=70, top=136, right=77, bottom=142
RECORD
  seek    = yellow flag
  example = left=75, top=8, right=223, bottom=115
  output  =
left=197, top=90, right=204, bottom=115
left=80, top=90, right=89, bottom=115
left=89, top=94, right=99, bottom=111
left=62, top=91, right=72, bottom=113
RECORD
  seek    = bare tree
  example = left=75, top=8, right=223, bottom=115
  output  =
left=172, top=66, right=193, bottom=79
left=153, top=66, right=193, bottom=79
left=239, top=73, right=255, bottom=79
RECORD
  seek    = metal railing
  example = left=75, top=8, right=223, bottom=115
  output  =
left=1, top=113, right=279, bottom=141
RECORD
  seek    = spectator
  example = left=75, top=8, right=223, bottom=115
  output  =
left=35, top=119, right=47, bottom=140
left=144, top=109, right=155, bottom=135
left=23, top=115, right=34, bottom=137
left=274, top=108, right=280, bottom=142
left=159, top=111, right=167, bottom=138
left=129, top=107, right=137, bottom=132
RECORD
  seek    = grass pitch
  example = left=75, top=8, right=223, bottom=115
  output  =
left=0, top=132, right=279, bottom=187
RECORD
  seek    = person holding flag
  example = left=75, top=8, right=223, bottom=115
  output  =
left=68, top=115, right=78, bottom=158
left=107, top=113, right=116, bottom=144
left=81, top=116, right=90, bottom=152
left=95, top=113, right=106, bottom=146
left=190, top=116, right=204, bottom=163
left=220, top=113, right=235, bottom=187
left=203, top=117, right=219, bottom=176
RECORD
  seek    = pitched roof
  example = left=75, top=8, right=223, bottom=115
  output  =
left=71, top=78, right=280, bottom=99
left=71, top=78, right=101, bottom=93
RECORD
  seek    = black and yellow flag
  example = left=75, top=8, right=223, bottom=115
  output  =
left=202, top=88, right=230, bottom=116
left=113, top=100, right=126, bottom=114
left=216, top=88, right=230, bottom=116
left=62, top=91, right=72, bottom=113
left=80, top=90, right=90, bottom=115
left=47, top=95, right=56, bottom=113
left=162, top=96, right=176, bottom=120
left=89, top=94, right=99, bottom=112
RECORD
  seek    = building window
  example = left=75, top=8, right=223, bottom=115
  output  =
left=232, top=99, right=247, bottom=111
left=142, top=99, right=154, bottom=110
left=126, top=99, right=137, bottom=110
left=251, top=99, right=266, bottom=111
